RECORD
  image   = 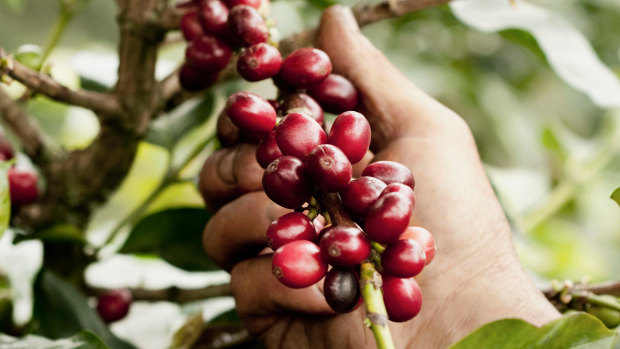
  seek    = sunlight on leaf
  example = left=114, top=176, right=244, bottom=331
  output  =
left=451, top=0, right=620, bottom=109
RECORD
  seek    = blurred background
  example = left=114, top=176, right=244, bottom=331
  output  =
left=0, top=0, right=619, bottom=347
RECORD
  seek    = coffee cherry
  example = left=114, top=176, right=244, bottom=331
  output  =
left=179, top=63, right=218, bottom=92
left=380, top=183, right=415, bottom=209
left=237, top=43, right=282, bottom=82
left=96, top=289, right=132, bottom=323
left=362, top=161, right=415, bottom=189
left=381, top=239, right=425, bottom=278
left=272, top=240, right=327, bottom=288
left=319, top=226, right=370, bottom=267
left=279, top=48, right=332, bottom=89
left=227, top=5, right=269, bottom=47
left=307, top=74, right=358, bottom=114
left=185, top=35, right=233, bottom=73
left=324, top=267, right=361, bottom=313
left=180, top=12, right=205, bottom=42
left=280, top=93, right=324, bottom=126
left=275, top=113, right=326, bottom=159
left=399, top=227, right=436, bottom=265
left=306, top=145, right=352, bottom=193
left=382, top=276, right=422, bottom=322
left=225, top=0, right=261, bottom=9
left=256, top=132, right=283, bottom=168
left=365, top=192, right=412, bottom=244
left=216, top=110, right=240, bottom=146
left=8, top=168, right=38, bottom=206
left=341, top=176, right=386, bottom=219
left=0, top=128, right=14, bottom=160
left=262, top=156, right=312, bottom=209
left=225, top=91, right=277, bottom=133
left=266, top=212, right=316, bottom=250
left=328, top=111, right=370, bottom=164
left=198, top=0, right=229, bottom=36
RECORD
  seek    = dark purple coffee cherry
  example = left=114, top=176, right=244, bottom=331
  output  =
left=307, top=74, right=358, bottom=114
left=306, top=144, right=352, bottom=193
left=319, top=226, right=370, bottom=267
left=324, top=267, right=361, bottom=313
left=272, top=240, right=327, bottom=288
left=262, top=156, right=312, bottom=209
left=328, top=111, right=370, bottom=164
left=237, top=43, right=282, bottom=82
left=227, top=5, right=269, bottom=47
left=180, top=11, right=205, bottom=42
left=185, top=35, right=233, bottom=73
left=279, top=48, right=332, bottom=89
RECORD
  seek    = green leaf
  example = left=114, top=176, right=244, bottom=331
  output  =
left=0, top=161, right=11, bottom=240
left=0, top=331, right=108, bottom=349
left=33, top=271, right=135, bottom=349
left=120, top=208, right=219, bottom=271
left=451, top=0, right=620, bottom=108
left=450, top=313, right=619, bottom=349
left=146, top=93, right=216, bottom=150
left=611, top=187, right=620, bottom=206
left=170, top=312, right=204, bottom=349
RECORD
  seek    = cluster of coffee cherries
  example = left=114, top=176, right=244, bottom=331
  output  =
left=217, top=43, right=436, bottom=322
left=178, top=0, right=280, bottom=91
left=0, top=127, right=39, bottom=207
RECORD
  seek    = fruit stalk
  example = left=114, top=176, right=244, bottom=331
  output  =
left=319, top=192, right=396, bottom=349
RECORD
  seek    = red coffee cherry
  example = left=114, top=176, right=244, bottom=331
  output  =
left=225, top=91, right=277, bottom=133
left=96, top=289, right=132, bottom=323
left=380, top=183, right=415, bottom=209
left=324, top=267, right=361, bottom=313
left=307, top=74, right=358, bottom=114
left=362, top=161, right=415, bottom=189
left=262, top=156, right=312, bottom=209
left=365, top=192, right=413, bottom=244
left=0, top=128, right=14, bottom=160
left=327, top=111, right=370, bottom=164
left=400, top=227, right=436, bottom=265
left=319, top=226, right=370, bottom=267
left=198, top=0, right=229, bottom=36
left=266, top=212, right=316, bottom=250
left=382, top=275, right=422, bottom=322
left=341, top=176, right=386, bottom=219
left=185, top=35, right=233, bottom=73
left=381, top=239, right=426, bottom=278
left=237, top=43, right=282, bottom=82
left=8, top=168, right=38, bottom=206
left=227, top=5, right=269, bottom=47
left=179, top=63, right=218, bottom=92
left=225, top=0, right=261, bottom=9
left=306, top=144, right=352, bottom=193
left=256, top=132, right=283, bottom=168
left=272, top=240, right=327, bottom=288
left=275, top=113, right=326, bottom=159
left=280, top=93, right=324, bottom=126
left=279, top=48, right=332, bottom=89
left=180, top=11, right=205, bottom=42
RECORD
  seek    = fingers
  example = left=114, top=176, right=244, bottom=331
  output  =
left=315, top=5, right=469, bottom=151
left=231, top=255, right=332, bottom=316
left=203, top=191, right=288, bottom=270
left=199, top=143, right=264, bottom=211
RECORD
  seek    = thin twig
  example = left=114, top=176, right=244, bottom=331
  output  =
left=0, top=87, right=51, bottom=162
left=87, top=283, right=232, bottom=303
left=0, top=50, right=122, bottom=117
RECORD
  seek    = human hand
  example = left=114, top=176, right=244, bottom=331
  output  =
left=200, top=5, right=560, bottom=348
